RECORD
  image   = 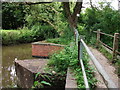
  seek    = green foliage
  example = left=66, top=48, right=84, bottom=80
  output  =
left=80, top=2, right=120, bottom=46
left=1, top=29, right=35, bottom=45
left=32, top=72, right=51, bottom=88
left=25, top=2, right=68, bottom=36
left=46, top=26, right=74, bottom=45
left=40, top=81, right=51, bottom=86
left=68, top=47, right=97, bottom=88
left=2, top=2, right=30, bottom=29
left=48, top=45, right=97, bottom=88
left=48, top=46, right=72, bottom=72
left=79, top=2, right=120, bottom=77
left=1, top=28, right=56, bottom=45
left=31, top=25, right=59, bottom=40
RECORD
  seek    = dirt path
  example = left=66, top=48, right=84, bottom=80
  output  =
left=89, top=47, right=119, bottom=88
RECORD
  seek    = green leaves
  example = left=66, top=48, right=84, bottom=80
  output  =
left=40, top=81, right=51, bottom=86
left=33, top=72, right=52, bottom=88
left=35, top=72, right=40, bottom=79
left=34, top=81, right=39, bottom=87
left=2, top=2, right=30, bottom=29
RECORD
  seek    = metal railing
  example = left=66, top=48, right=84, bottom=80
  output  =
left=74, top=29, right=118, bottom=89
left=79, top=38, right=117, bottom=88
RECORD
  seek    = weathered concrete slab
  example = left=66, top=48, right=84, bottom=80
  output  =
left=15, top=59, right=48, bottom=88
left=65, top=68, right=77, bottom=89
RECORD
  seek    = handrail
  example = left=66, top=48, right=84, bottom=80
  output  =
left=77, top=30, right=89, bottom=89
left=99, top=40, right=120, bottom=55
left=93, top=30, right=120, bottom=59
left=80, top=39, right=117, bottom=88
left=99, top=41, right=113, bottom=51
left=80, top=59, right=90, bottom=89
left=76, top=29, right=118, bottom=88
left=93, top=31, right=114, bottom=38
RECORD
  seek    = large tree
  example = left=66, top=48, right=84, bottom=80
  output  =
left=2, top=1, right=83, bottom=32
left=24, top=1, right=83, bottom=31
left=62, top=1, right=83, bottom=30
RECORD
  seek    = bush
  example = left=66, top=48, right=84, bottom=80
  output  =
left=31, top=25, right=59, bottom=40
left=1, top=30, right=34, bottom=45
left=46, top=26, right=74, bottom=45
left=2, top=3, right=30, bottom=29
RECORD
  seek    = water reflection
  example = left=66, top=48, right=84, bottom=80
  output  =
left=2, top=43, right=36, bottom=88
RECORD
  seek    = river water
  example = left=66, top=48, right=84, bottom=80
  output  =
left=2, top=43, right=36, bottom=88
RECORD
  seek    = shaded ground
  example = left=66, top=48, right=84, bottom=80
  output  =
left=89, top=47, right=119, bottom=88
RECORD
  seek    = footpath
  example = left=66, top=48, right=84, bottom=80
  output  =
left=89, top=47, right=119, bottom=88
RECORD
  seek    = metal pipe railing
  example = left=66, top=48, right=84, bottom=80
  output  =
left=80, top=39, right=117, bottom=88
left=80, top=58, right=90, bottom=89
left=78, top=35, right=89, bottom=89
left=76, top=29, right=118, bottom=88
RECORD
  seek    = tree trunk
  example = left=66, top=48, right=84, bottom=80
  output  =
left=62, top=1, right=83, bottom=31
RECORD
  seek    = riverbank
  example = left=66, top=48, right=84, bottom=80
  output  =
left=1, top=28, right=58, bottom=46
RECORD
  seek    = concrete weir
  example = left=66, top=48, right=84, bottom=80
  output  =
left=15, top=59, right=48, bottom=88
left=15, top=42, right=77, bottom=88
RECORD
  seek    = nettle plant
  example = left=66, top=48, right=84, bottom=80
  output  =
left=32, top=72, right=51, bottom=88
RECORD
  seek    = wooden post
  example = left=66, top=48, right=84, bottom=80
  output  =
left=112, top=33, right=119, bottom=60
left=96, top=30, right=100, bottom=47
left=74, top=28, right=79, bottom=45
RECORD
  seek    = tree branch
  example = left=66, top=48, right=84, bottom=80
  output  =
left=24, top=2, right=52, bottom=5
left=62, top=2, right=71, bottom=17
left=39, top=18, right=58, bottom=30
left=72, top=1, right=83, bottom=18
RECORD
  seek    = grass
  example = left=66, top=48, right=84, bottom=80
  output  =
left=46, top=38, right=73, bottom=45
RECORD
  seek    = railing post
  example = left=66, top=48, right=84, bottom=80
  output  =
left=78, top=41, right=80, bottom=60
left=78, top=38, right=83, bottom=60
left=74, top=28, right=79, bottom=45
left=96, top=29, right=100, bottom=47
left=112, top=33, right=119, bottom=60
left=80, top=41, right=83, bottom=60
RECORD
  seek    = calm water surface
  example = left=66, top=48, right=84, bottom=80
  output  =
left=2, top=43, right=36, bottom=88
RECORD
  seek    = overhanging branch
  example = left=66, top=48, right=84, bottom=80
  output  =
left=24, top=2, right=52, bottom=5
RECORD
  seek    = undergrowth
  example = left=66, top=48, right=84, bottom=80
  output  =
left=47, top=44, right=97, bottom=89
